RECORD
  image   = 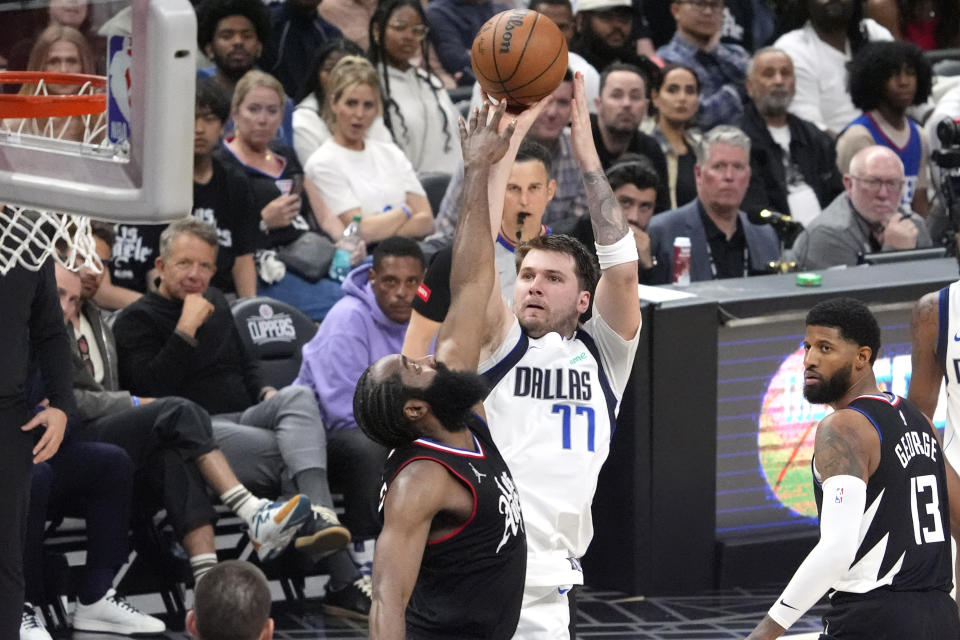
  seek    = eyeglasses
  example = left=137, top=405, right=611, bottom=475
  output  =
left=677, top=0, right=724, bottom=12
left=387, top=22, right=429, bottom=38
left=850, top=175, right=905, bottom=194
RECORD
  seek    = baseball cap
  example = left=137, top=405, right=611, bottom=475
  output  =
left=575, top=0, right=632, bottom=13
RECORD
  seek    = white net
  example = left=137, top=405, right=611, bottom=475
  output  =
left=0, top=206, right=102, bottom=275
left=0, top=74, right=108, bottom=275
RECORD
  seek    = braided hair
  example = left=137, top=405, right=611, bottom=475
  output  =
left=368, top=0, right=454, bottom=154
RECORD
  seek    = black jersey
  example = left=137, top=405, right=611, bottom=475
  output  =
left=814, top=393, right=953, bottom=597
left=381, top=415, right=526, bottom=640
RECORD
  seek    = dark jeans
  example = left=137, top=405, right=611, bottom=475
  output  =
left=327, top=427, right=388, bottom=539
left=25, top=439, right=134, bottom=605
left=0, top=405, right=35, bottom=637
left=80, top=396, right=219, bottom=536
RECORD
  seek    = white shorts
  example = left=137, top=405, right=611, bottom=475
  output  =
left=512, top=585, right=570, bottom=640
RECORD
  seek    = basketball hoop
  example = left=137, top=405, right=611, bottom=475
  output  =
left=0, top=71, right=110, bottom=274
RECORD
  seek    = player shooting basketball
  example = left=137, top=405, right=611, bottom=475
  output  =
left=354, top=101, right=535, bottom=639
left=475, top=71, right=642, bottom=639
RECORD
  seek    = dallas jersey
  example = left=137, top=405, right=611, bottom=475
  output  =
left=480, top=312, right=639, bottom=587
left=813, top=393, right=953, bottom=597
left=381, top=415, right=526, bottom=640
left=935, top=281, right=960, bottom=470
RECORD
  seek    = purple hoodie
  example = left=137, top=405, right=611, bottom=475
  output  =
left=295, top=261, right=409, bottom=431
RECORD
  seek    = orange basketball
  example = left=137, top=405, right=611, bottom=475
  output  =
left=471, top=9, right=569, bottom=110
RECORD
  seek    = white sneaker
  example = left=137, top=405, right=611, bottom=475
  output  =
left=72, top=589, right=166, bottom=635
left=249, top=494, right=313, bottom=561
left=20, top=603, right=52, bottom=640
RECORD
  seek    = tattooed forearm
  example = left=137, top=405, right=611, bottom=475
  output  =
left=583, top=169, right=629, bottom=245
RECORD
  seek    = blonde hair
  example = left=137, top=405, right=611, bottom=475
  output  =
left=322, top=55, right=382, bottom=129
left=231, top=70, right=286, bottom=114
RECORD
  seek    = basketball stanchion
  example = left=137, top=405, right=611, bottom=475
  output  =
left=0, top=71, right=109, bottom=275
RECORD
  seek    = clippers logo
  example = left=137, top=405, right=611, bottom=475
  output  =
left=417, top=283, right=431, bottom=302
left=246, top=305, right=296, bottom=345
left=499, top=11, right=528, bottom=54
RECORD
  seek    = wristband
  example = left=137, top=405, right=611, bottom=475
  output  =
left=385, top=204, right=412, bottom=219
left=132, top=395, right=140, bottom=407
left=595, top=229, right=638, bottom=270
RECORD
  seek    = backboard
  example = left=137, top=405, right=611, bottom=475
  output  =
left=0, top=0, right=196, bottom=223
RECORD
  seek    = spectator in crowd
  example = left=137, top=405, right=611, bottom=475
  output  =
left=196, top=0, right=296, bottom=145
left=292, top=39, right=393, bottom=166
left=186, top=561, right=274, bottom=640
left=217, top=70, right=347, bottom=321
left=423, top=72, right=586, bottom=257
left=774, top=0, right=893, bottom=137
left=305, top=56, right=434, bottom=245
left=865, top=0, right=960, bottom=50
left=571, top=0, right=657, bottom=74
left=10, top=25, right=98, bottom=144
left=425, top=0, right=510, bottom=86
left=193, top=79, right=259, bottom=298
left=6, top=0, right=105, bottom=74
left=791, top=145, right=932, bottom=270
left=646, top=125, right=780, bottom=284
left=592, top=63, right=670, bottom=212
left=368, top=0, right=462, bottom=173
left=18, top=352, right=163, bottom=640
left=86, top=223, right=143, bottom=310
left=318, top=0, right=376, bottom=50
left=657, top=0, right=750, bottom=130
left=572, top=153, right=661, bottom=272
left=529, top=0, right=602, bottom=109
left=56, top=258, right=335, bottom=587
left=835, top=40, right=932, bottom=215
left=113, top=218, right=371, bottom=617
left=645, top=63, right=702, bottom=209
left=738, top=47, right=843, bottom=226
left=260, top=0, right=342, bottom=98
left=404, top=139, right=560, bottom=358
left=296, top=238, right=425, bottom=570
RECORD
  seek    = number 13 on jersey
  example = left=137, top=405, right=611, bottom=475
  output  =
left=551, top=404, right=596, bottom=451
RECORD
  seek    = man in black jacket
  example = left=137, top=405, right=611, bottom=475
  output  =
left=738, top=47, right=843, bottom=226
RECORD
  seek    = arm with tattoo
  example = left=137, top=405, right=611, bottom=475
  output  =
left=908, top=291, right=944, bottom=420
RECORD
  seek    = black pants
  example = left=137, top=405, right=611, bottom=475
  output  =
left=327, top=427, right=388, bottom=539
left=80, top=397, right=219, bottom=536
left=25, top=439, right=133, bottom=605
left=0, top=405, right=35, bottom=638
left=822, top=589, right=960, bottom=639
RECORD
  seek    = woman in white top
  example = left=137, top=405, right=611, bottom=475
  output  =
left=305, top=56, right=434, bottom=245
left=367, top=0, right=461, bottom=173
left=291, top=38, right=392, bottom=166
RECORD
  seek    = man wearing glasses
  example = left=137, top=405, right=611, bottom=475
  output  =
left=656, top=0, right=749, bottom=130
left=791, top=145, right=932, bottom=270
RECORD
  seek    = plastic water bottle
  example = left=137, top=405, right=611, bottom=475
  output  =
left=328, top=215, right=363, bottom=281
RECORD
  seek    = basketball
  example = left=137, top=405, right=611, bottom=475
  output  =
left=471, top=9, right=569, bottom=110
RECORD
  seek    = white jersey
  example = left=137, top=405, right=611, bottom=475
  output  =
left=938, top=281, right=960, bottom=469
left=480, top=313, right=639, bottom=587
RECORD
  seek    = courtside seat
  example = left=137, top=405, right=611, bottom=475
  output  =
left=417, top=171, right=452, bottom=218
left=231, top=296, right=318, bottom=388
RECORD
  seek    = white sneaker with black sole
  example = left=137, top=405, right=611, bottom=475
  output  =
left=72, top=589, right=166, bottom=635
left=20, top=603, right=52, bottom=640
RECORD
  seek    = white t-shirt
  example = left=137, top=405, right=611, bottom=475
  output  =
left=304, top=137, right=425, bottom=217
left=774, top=19, right=893, bottom=133
left=480, top=313, right=640, bottom=587
left=767, top=124, right=822, bottom=226
left=382, top=66, right=463, bottom=174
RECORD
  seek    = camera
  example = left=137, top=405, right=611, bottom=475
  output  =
left=931, top=117, right=960, bottom=261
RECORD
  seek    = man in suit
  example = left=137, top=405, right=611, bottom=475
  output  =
left=645, top=125, right=781, bottom=284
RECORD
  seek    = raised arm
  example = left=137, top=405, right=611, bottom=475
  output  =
left=437, top=102, right=515, bottom=373
left=908, top=290, right=944, bottom=419
left=569, top=71, right=641, bottom=341
left=746, top=410, right=880, bottom=640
